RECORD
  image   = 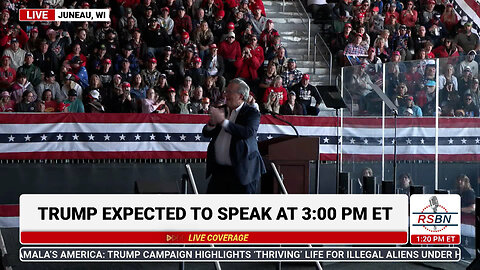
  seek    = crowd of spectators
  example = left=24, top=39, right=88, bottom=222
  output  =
left=0, top=0, right=322, bottom=116
left=306, top=0, right=480, bottom=116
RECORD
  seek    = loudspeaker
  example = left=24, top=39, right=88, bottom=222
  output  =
left=363, top=176, right=375, bottom=194
left=382, top=181, right=394, bottom=194
left=338, top=172, right=350, bottom=194
left=434, top=189, right=450, bottom=194
left=410, top=185, right=425, bottom=195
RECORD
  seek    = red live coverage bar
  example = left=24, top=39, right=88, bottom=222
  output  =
left=411, top=234, right=460, bottom=244
left=19, top=9, right=55, bottom=21
left=21, top=231, right=408, bottom=244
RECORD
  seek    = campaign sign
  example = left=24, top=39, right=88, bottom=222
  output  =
left=410, top=195, right=461, bottom=244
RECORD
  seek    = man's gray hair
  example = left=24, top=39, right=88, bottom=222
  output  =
left=230, top=78, right=250, bottom=102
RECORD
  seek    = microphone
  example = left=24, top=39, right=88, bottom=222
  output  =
left=429, top=196, right=439, bottom=230
left=270, top=112, right=299, bottom=137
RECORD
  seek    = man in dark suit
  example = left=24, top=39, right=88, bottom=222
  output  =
left=202, top=78, right=266, bottom=193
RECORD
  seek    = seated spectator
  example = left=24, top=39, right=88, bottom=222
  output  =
left=33, top=39, right=59, bottom=73
left=384, top=15, right=399, bottom=37
left=165, top=87, right=177, bottom=112
left=105, top=82, right=137, bottom=113
left=144, top=19, right=170, bottom=59
left=97, top=58, right=114, bottom=87
left=258, top=61, right=277, bottom=99
left=17, top=52, right=41, bottom=87
left=425, top=14, right=448, bottom=47
left=115, top=44, right=140, bottom=74
left=458, top=66, right=474, bottom=98
left=365, top=47, right=382, bottom=65
left=174, top=6, right=193, bottom=39
left=385, top=4, right=399, bottom=25
left=39, top=89, right=59, bottom=112
left=63, top=89, right=85, bottom=113
left=454, top=21, right=479, bottom=54
left=392, top=25, right=413, bottom=61
left=356, top=26, right=370, bottom=50
left=36, top=70, right=61, bottom=102
left=391, top=82, right=409, bottom=107
left=422, top=80, right=437, bottom=115
left=398, top=173, right=413, bottom=194
left=280, top=91, right=304, bottom=115
left=440, top=80, right=460, bottom=109
left=441, top=3, right=458, bottom=33
left=280, top=58, right=302, bottom=89
left=118, top=58, right=134, bottom=83
left=270, top=46, right=288, bottom=75
left=158, top=47, right=176, bottom=82
left=46, top=28, right=72, bottom=63
left=0, top=90, right=14, bottom=112
left=263, top=75, right=287, bottom=109
left=11, top=72, right=35, bottom=103
left=439, top=64, right=458, bottom=92
left=369, top=7, right=384, bottom=37
left=291, top=74, right=321, bottom=115
left=265, top=36, right=283, bottom=61
left=130, top=29, right=148, bottom=63
left=60, top=74, right=83, bottom=102
left=259, top=19, right=279, bottom=49
left=140, top=57, right=161, bottom=90
left=456, top=174, right=476, bottom=214
left=15, top=90, right=37, bottom=112
left=373, top=37, right=389, bottom=63
left=69, top=56, right=89, bottom=89
left=130, top=73, right=148, bottom=100
left=203, top=44, right=225, bottom=90
left=413, top=26, right=430, bottom=55
left=198, top=97, right=210, bottom=114
left=203, top=75, right=223, bottom=105
left=403, top=63, right=422, bottom=94
left=142, top=88, right=169, bottom=113
left=193, top=21, right=214, bottom=59
left=190, top=86, right=204, bottom=113
left=85, top=90, right=105, bottom=113
left=174, top=90, right=193, bottom=114
left=178, top=76, right=196, bottom=96
left=187, top=56, right=209, bottom=87
left=156, top=74, right=170, bottom=97
left=400, top=95, right=423, bottom=117
left=344, top=33, right=367, bottom=57
left=66, top=43, right=87, bottom=68
left=459, top=51, right=479, bottom=79
left=419, top=0, right=438, bottom=26
left=465, top=79, right=480, bottom=107
left=3, top=38, right=26, bottom=70
left=192, top=8, right=206, bottom=33
left=211, top=10, right=227, bottom=44
left=458, top=93, right=479, bottom=117
left=432, top=38, right=459, bottom=58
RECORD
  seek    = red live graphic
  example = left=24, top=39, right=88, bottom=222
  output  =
left=19, top=9, right=55, bottom=21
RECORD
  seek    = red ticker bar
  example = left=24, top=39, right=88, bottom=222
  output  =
left=21, top=231, right=408, bottom=244
left=411, top=234, right=460, bottom=244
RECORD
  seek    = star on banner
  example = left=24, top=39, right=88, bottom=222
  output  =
left=8, top=135, right=14, bottom=142
left=323, top=137, right=329, bottom=143
left=72, top=134, right=79, bottom=141
left=461, top=138, right=467, bottom=144
left=363, top=138, right=369, bottom=144
left=119, top=134, right=126, bottom=141
left=179, top=134, right=186, bottom=141
left=377, top=139, right=383, bottom=145
left=24, top=135, right=31, bottom=141
left=165, top=134, right=171, bottom=140
left=150, top=134, right=156, bottom=140
left=41, top=134, right=47, bottom=141
left=406, top=138, right=412, bottom=144
left=391, top=139, right=395, bottom=145
left=56, top=134, right=63, bottom=141
left=267, top=134, right=273, bottom=139
left=350, top=138, right=355, bottom=144
left=476, top=138, right=480, bottom=144
left=420, top=138, right=425, bottom=144
left=104, top=134, right=111, bottom=141
left=88, top=134, right=95, bottom=141
left=195, top=134, right=201, bottom=141
left=448, top=138, right=454, bottom=144
left=135, top=134, right=141, bottom=140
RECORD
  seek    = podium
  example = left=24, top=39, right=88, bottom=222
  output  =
left=259, top=136, right=321, bottom=194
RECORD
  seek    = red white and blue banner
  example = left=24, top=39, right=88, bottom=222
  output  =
left=0, top=114, right=479, bottom=162
left=454, top=0, right=480, bottom=33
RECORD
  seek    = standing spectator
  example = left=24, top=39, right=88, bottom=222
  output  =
left=280, top=91, right=304, bottom=115
left=140, top=57, right=162, bottom=89
left=46, top=28, right=72, bottom=63
left=17, top=52, right=41, bottom=87
left=291, top=74, right=321, bottom=115
left=235, top=35, right=263, bottom=83
left=250, top=5, right=266, bottom=37
left=218, top=32, right=241, bottom=81
left=3, top=38, right=25, bottom=70
left=203, top=44, right=225, bottom=90
left=280, top=58, right=302, bottom=89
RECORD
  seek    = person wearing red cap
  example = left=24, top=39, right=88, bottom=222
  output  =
left=211, top=9, right=227, bottom=43
left=165, top=87, right=177, bottom=112
left=259, top=19, right=279, bottom=49
left=140, top=57, right=162, bottom=89
left=333, top=22, right=353, bottom=60
left=159, top=6, right=174, bottom=35
left=173, top=31, right=195, bottom=60
left=291, top=73, right=322, bottom=115
left=173, top=6, right=193, bottom=38
left=384, top=4, right=399, bottom=25
left=250, top=6, right=266, bottom=37
left=203, top=43, right=225, bottom=90
left=186, top=56, right=209, bottom=87
left=419, top=0, right=439, bottom=26
left=173, top=90, right=193, bottom=114
left=230, top=9, right=248, bottom=38
left=219, top=31, right=241, bottom=81
left=0, top=9, right=10, bottom=37
left=104, top=79, right=137, bottom=113
left=248, top=0, right=266, bottom=17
